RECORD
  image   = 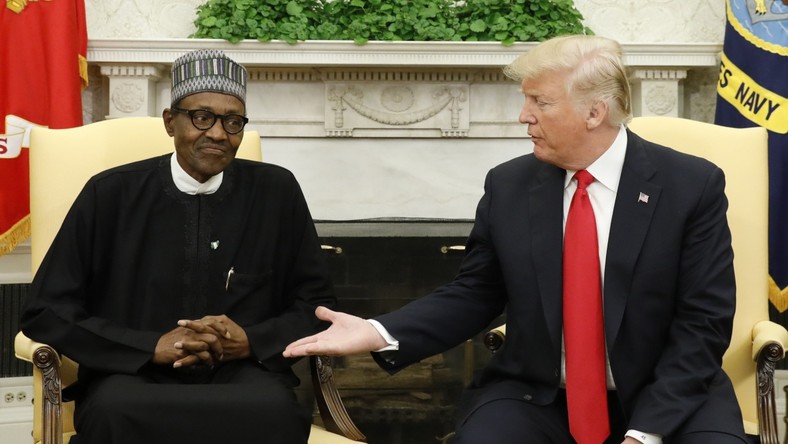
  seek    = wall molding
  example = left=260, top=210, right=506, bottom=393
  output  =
left=87, top=39, right=722, bottom=69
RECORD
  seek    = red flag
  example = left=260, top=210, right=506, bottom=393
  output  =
left=0, top=0, right=88, bottom=255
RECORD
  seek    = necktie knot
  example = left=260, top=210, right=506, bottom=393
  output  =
left=574, top=170, right=594, bottom=190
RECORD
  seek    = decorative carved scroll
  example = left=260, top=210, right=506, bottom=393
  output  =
left=483, top=329, right=505, bottom=354
left=32, top=345, right=63, bottom=444
left=756, top=342, right=782, bottom=444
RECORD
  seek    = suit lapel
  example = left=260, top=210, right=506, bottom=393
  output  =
left=604, top=130, right=661, bottom=348
left=529, top=163, right=565, bottom=354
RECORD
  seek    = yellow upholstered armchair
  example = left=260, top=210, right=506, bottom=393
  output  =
left=485, top=116, right=788, bottom=443
left=14, top=117, right=364, bottom=444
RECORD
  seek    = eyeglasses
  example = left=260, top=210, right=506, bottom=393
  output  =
left=171, top=107, right=249, bottom=135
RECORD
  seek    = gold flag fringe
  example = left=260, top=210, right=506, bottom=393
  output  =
left=79, top=54, right=89, bottom=89
left=769, top=275, right=788, bottom=313
left=0, top=215, right=31, bottom=256
left=6, top=0, right=27, bottom=14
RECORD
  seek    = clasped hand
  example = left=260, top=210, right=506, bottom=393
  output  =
left=153, top=314, right=250, bottom=368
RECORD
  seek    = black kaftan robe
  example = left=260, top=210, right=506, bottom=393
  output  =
left=21, top=154, right=336, bottom=443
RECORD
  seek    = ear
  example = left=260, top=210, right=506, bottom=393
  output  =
left=162, top=109, right=176, bottom=137
left=585, top=100, right=609, bottom=130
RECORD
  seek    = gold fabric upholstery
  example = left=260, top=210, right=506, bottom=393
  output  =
left=628, top=116, right=787, bottom=439
left=14, top=116, right=364, bottom=443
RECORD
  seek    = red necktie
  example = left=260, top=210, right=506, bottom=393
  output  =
left=563, top=170, right=610, bottom=444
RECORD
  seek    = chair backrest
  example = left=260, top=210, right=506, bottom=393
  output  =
left=29, top=116, right=262, bottom=273
left=628, top=116, right=769, bottom=432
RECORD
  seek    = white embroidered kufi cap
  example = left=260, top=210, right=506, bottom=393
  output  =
left=171, top=49, right=247, bottom=105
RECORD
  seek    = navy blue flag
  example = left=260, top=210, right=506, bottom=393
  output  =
left=715, top=0, right=788, bottom=312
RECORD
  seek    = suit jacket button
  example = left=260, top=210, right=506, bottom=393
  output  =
left=523, top=394, right=533, bottom=401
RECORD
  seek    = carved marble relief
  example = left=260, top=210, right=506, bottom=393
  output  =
left=324, top=74, right=470, bottom=138
left=110, top=83, right=145, bottom=114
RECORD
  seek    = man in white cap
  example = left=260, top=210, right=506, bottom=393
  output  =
left=21, top=49, right=335, bottom=443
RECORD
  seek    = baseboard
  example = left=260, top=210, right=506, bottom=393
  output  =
left=0, top=377, right=33, bottom=444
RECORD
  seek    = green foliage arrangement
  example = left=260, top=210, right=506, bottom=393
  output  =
left=192, top=0, right=592, bottom=45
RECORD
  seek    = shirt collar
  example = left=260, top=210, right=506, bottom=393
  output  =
left=170, top=153, right=223, bottom=195
left=564, top=125, right=628, bottom=192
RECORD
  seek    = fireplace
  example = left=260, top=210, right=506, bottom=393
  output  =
left=305, top=221, right=500, bottom=444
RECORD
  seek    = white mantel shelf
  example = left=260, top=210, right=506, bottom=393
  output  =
left=88, top=39, right=722, bottom=68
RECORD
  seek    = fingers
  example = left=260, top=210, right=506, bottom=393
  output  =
left=173, top=354, right=201, bottom=368
left=172, top=348, right=214, bottom=368
left=315, top=306, right=338, bottom=322
left=200, top=315, right=234, bottom=339
left=178, top=334, right=223, bottom=359
left=283, top=334, right=320, bottom=357
left=178, top=317, right=232, bottom=339
left=283, top=341, right=336, bottom=358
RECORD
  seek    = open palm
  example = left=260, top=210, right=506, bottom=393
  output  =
left=283, top=306, right=388, bottom=357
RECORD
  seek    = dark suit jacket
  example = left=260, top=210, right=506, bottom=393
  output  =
left=375, top=129, right=743, bottom=438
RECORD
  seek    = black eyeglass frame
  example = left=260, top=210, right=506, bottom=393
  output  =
left=171, top=107, right=249, bottom=135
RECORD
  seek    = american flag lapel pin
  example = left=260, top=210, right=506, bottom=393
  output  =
left=638, top=192, right=649, bottom=204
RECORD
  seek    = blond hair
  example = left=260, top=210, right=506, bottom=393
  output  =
left=503, top=35, right=632, bottom=125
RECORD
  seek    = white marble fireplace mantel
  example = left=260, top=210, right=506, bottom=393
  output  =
left=86, top=38, right=722, bottom=223
left=90, top=38, right=721, bottom=123
left=89, top=38, right=721, bottom=67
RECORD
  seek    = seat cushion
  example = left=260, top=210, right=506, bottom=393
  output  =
left=309, top=425, right=361, bottom=443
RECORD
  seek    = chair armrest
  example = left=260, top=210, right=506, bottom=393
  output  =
left=15, top=331, right=79, bottom=387
left=14, top=331, right=68, bottom=444
left=311, top=355, right=366, bottom=442
left=483, top=324, right=507, bottom=353
left=750, top=320, right=788, bottom=443
left=751, top=320, right=788, bottom=361
left=14, top=331, right=56, bottom=362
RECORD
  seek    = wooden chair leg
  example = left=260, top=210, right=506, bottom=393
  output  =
left=310, top=355, right=366, bottom=441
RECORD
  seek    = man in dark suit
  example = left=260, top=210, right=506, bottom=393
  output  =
left=284, top=35, right=746, bottom=444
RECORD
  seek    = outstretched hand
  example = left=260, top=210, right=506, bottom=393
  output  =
left=283, top=306, right=389, bottom=358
